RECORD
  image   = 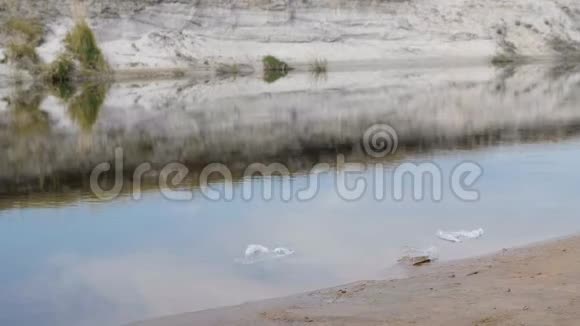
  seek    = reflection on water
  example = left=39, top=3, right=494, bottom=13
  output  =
left=263, top=69, right=288, bottom=83
left=1, top=63, right=580, bottom=326
left=1, top=81, right=109, bottom=137
left=1, top=63, right=580, bottom=194
left=67, top=84, right=109, bottom=132
left=6, top=86, right=50, bottom=136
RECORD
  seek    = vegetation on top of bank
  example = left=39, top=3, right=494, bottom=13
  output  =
left=5, top=18, right=44, bottom=44
left=65, top=21, right=109, bottom=72
left=263, top=55, right=291, bottom=72
left=4, top=17, right=43, bottom=68
left=2, top=0, right=110, bottom=131
left=42, top=54, right=76, bottom=84
left=3, top=12, right=109, bottom=83
left=262, top=55, right=292, bottom=83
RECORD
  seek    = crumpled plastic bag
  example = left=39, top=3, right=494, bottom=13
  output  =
left=235, top=244, right=295, bottom=264
left=437, top=228, right=484, bottom=243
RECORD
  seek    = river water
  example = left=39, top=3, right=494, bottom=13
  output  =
left=1, top=63, right=580, bottom=325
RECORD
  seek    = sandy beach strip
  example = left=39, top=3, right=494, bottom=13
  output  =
left=132, top=235, right=580, bottom=326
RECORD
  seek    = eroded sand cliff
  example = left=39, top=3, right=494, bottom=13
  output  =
left=1, top=0, right=580, bottom=71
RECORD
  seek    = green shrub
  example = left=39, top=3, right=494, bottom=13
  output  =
left=65, top=21, right=108, bottom=72
left=43, top=54, right=75, bottom=84
left=263, top=55, right=291, bottom=72
left=43, top=55, right=76, bottom=99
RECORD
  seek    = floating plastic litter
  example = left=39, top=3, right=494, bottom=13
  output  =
left=236, top=244, right=295, bottom=264
left=437, top=228, right=484, bottom=243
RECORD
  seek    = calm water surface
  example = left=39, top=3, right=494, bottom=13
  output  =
left=1, top=63, right=580, bottom=325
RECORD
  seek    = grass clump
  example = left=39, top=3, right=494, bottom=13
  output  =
left=4, top=18, right=43, bottom=68
left=65, top=21, right=108, bottom=72
left=5, top=18, right=44, bottom=45
left=43, top=55, right=76, bottom=99
left=43, top=54, right=75, bottom=84
left=262, top=55, right=291, bottom=83
left=263, top=55, right=291, bottom=72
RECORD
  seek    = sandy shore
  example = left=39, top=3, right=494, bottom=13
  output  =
left=132, top=235, right=580, bottom=326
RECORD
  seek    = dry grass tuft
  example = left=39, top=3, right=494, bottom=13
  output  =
left=65, top=21, right=109, bottom=72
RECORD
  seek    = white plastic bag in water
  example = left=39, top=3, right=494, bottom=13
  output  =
left=437, top=228, right=484, bottom=243
left=244, top=244, right=270, bottom=257
left=236, top=244, right=295, bottom=264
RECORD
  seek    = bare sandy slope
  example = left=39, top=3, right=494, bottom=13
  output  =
left=132, top=236, right=580, bottom=326
left=4, top=0, right=580, bottom=71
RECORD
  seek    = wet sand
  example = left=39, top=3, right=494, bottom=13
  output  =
left=132, top=235, right=580, bottom=326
